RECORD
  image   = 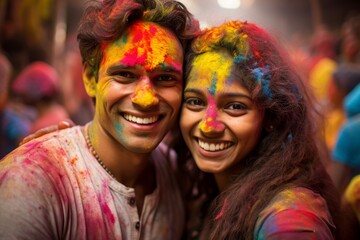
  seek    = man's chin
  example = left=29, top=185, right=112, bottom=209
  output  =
left=124, top=139, right=162, bottom=154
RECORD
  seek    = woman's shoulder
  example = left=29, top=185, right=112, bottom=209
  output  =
left=254, top=187, right=335, bottom=239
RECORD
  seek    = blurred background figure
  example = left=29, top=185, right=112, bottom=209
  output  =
left=61, top=39, right=94, bottom=125
left=340, top=14, right=360, bottom=64
left=324, top=64, right=360, bottom=152
left=341, top=173, right=360, bottom=239
left=307, top=26, right=337, bottom=108
left=324, top=14, right=360, bottom=195
left=0, top=52, right=31, bottom=158
left=328, top=81, right=360, bottom=194
left=11, top=61, right=69, bottom=134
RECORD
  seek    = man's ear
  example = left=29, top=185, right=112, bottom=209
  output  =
left=83, top=62, right=97, bottom=97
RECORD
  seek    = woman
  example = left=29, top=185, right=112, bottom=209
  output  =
left=178, top=20, right=340, bottom=239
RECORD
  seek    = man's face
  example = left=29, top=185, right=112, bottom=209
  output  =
left=88, top=21, right=183, bottom=153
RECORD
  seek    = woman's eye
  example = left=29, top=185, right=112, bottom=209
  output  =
left=184, top=98, right=205, bottom=106
left=227, top=102, right=247, bottom=110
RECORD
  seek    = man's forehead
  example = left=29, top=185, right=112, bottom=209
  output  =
left=101, top=21, right=183, bottom=72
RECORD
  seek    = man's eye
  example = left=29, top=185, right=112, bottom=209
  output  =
left=155, top=75, right=179, bottom=86
left=113, top=71, right=136, bottom=78
left=157, top=75, right=175, bottom=81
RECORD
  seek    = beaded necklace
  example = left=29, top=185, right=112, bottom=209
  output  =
left=84, top=126, right=116, bottom=181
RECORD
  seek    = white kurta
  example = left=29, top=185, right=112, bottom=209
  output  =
left=0, top=126, right=184, bottom=240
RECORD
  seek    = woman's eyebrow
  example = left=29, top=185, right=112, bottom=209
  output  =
left=218, top=92, right=253, bottom=100
left=184, top=88, right=252, bottom=100
left=183, top=88, right=203, bottom=95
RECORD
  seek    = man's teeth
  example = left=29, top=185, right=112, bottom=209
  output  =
left=124, top=114, right=158, bottom=124
left=198, top=139, right=232, bottom=152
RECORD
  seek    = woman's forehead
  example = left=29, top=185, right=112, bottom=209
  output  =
left=187, top=50, right=235, bottom=91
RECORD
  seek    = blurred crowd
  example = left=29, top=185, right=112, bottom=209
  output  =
left=286, top=14, right=360, bottom=236
left=0, top=1, right=360, bottom=237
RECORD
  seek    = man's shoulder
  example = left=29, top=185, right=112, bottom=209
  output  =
left=0, top=126, right=84, bottom=173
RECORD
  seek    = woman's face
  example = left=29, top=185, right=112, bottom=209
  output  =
left=180, top=50, right=265, bottom=175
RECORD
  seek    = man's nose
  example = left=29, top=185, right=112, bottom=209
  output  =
left=131, top=78, right=159, bottom=108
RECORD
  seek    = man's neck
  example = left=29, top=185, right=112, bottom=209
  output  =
left=84, top=123, right=156, bottom=188
left=84, top=123, right=157, bottom=216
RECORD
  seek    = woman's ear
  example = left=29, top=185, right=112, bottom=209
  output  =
left=264, top=116, right=275, bottom=133
left=83, top=62, right=97, bottom=97
left=265, top=124, right=274, bottom=132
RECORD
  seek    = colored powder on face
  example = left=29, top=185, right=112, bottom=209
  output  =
left=115, top=122, right=124, bottom=143
left=131, top=82, right=159, bottom=108
left=207, top=72, right=217, bottom=95
left=102, top=22, right=181, bottom=72
left=198, top=95, right=224, bottom=133
left=163, top=55, right=182, bottom=73
left=188, top=51, right=232, bottom=133
left=189, top=51, right=233, bottom=93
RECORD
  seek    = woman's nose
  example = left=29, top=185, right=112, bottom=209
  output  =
left=198, top=105, right=225, bottom=134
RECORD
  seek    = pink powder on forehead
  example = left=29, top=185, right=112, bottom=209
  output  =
left=100, top=21, right=181, bottom=78
left=164, top=55, right=182, bottom=73
left=120, top=22, right=175, bottom=71
left=121, top=23, right=155, bottom=69
left=123, top=48, right=146, bottom=67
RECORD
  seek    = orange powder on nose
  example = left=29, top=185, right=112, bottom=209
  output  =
left=131, top=84, right=159, bottom=107
left=198, top=96, right=224, bottom=133
left=199, top=117, right=215, bottom=133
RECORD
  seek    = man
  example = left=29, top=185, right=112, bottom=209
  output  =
left=0, top=0, right=199, bottom=239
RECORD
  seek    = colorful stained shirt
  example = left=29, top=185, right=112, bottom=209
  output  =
left=254, top=187, right=335, bottom=239
left=0, top=126, right=184, bottom=240
left=345, top=175, right=360, bottom=222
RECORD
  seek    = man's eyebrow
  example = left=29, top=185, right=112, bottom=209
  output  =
left=106, top=64, right=130, bottom=74
left=155, top=65, right=183, bottom=74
